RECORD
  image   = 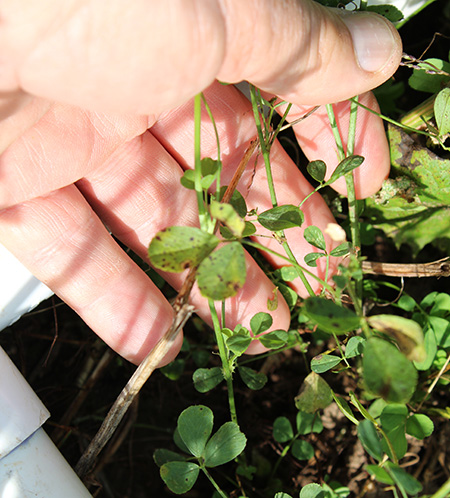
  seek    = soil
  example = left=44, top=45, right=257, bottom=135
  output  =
left=1, top=2, right=450, bottom=497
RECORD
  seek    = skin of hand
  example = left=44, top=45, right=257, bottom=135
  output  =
left=0, top=0, right=402, bottom=364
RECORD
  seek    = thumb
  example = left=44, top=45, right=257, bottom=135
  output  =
left=217, top=0, right=402, bottom=105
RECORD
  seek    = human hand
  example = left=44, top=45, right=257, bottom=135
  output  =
left=0, top=0, right=402, bottom=364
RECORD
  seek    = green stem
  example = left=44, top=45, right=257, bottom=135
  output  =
left=201, top=466, right=228, bottom=498
left=326, top=101, right=362, bottom=307
left=250, top=86, right=278, bottom=207
left=282, top=240, right=315, bottom=297
left=209, top=300, right=238, bottom=424
left=332, top=332, right=350, bottom=369
left=250, top=84, right=314, bottom=296
left=349, top=97, right=434, bottom=138
left=325, top=104, right=345, bottom=161
left=201, top=93, right=223, bottom=198
left=242, top=239, right=335, bottom=294
left=194, top=93, right=209, bottom=231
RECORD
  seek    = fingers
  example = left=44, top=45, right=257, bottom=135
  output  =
left=0, top=103, right=149, bottom=209
left=2, top=0, right=401, bottom=115
left=0, top=185, right=181, bottom=365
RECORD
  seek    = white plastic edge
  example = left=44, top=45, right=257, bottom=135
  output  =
left=0, top=243, right=53, bottom=331
left=0, top=428, right=93, bottom=498
left=0, top=346, right=50, bottom=459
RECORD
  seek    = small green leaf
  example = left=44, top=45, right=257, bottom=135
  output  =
left=177, top=405, right=213, bottom=458
left=409, top=58, right=450, bottom=94
left=193, top=367, right=224, bottom=393
left=332, top=394, right=359, bottom=426
left=328, top=155, right=364, bottom=184
left=398, top=295, right=416, bottom=312
left=275, top=266, right=298, bottom=282
left=362, top=338, right=418, bottom=404
left=173, top=428, right=190, bottom=454
left=380, top=404, right=408, bottom=460
left=210, top=200, right=245, bottom=238
left=435, top=87, right=450, bottom=136
left=304, top=226, right=326, bottom=250
left=160, top=461, right=200, bottom=494
left=304, top=252, right=325, bottom=267
left=180, top=169, right=196, bottom=190
left=218, top=187, right=247, bottom=218
left=273, top=416, right=294, bottom=443
left=226, top=333, right=252, bottom=356
left=330, top=242, right=350, bottom=257
left=258, top=205, right=304, bottom=231
left=294, top=372, right=333, bottom=413
left=275, top=493, right=293, bottom=498
left=311, top=354, right=342, bottom=373
left=300, top=483, right=325, bottom=498
left=366, top=4, right=403, bottom=22
left=160, top=359, right=185, bottom=381
left=385, top=462, right=423, bottom=495
left=291, top=439, right=315, bottom=460
left=349, top=392, right=377, bottom=424
left=204, top=422, right=247, bottom=467
left=357, top=420, right=383, bottom=461
left=304, top=297, right=361, bottom=334
left=238, top=366, right=268, bottom=390
left=367, top=314, right=426, bottom=362
left=430, top=292, right=450, bottom=314
left=296, top=411, right=323, bottom=435
left=307, top=160, right=326, bottom=183
left=406, top=414, right=434, bottom=439
left=345, top=336, right=365, bottom=358
left=366, top=465, right=394, bottom=485
left=197, top=242, right=246, bottom=300
left=201, top=157, right=219, bottom=176
left=250, top=312, right=273, bottom=335
left=148, top=226, right=219, bottom=272
left=153, top=449, right=186, bottom=467
left=259, top=329, right=288, bottom=349
left=428, top=316, right=450, bottom=348
left=192, top=349, right=210, bottom=368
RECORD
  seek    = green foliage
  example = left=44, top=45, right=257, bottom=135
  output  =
left=362, top=337, right=418, bottom=403
left=238, top=366, right=267, bottom=390
left=193, top=367, right=224, bottom=393
left=145, top=29, right=447, bottom=496
left=365, top=124, right=450, bottom=255
left=408, top=58, right=450, bottom=94
left=295, top=372, right=333, bottom=413
left=367, top=314, right=426, bottom=362
left=303, top=297, right=361, bottom=334
left=366, top=4, right=404, bottom=22
left=435, top=87, right=450, bottom=135
left=148, top=226, right=219, bottom=272
left=258, top=204, right=304, bottom=231
left=310, top=354, right=341, bottom=373
left=197, top=242, right=246, bottom=300
left=210, top=200, right=245, bottom=238
left=156, top=405, right=246, bottom=495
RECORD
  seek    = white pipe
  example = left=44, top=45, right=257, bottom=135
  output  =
left=0, top=245, right=91, bottom=497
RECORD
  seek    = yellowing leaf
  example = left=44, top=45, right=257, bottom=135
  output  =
left=367, top=315, right=426, bottom=362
